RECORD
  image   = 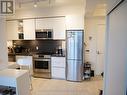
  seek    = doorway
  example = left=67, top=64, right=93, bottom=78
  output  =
left=96, top=24, right=105, bottom=75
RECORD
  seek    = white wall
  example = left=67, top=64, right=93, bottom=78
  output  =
left=66, top=15, right=84, bottom=30
left=0, top=17, right=8, bottom=69
left=85, top=16, right=105, bottom=75
left=7, top=4, right=85, bottom=30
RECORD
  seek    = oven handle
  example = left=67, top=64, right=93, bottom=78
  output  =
left=33, top=58, right=51, bottom=61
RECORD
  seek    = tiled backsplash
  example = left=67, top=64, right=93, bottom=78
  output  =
left=12, top=40, right=65, bottom=55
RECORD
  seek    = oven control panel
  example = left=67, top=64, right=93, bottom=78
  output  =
left=33, top=54, right=51, bottom=59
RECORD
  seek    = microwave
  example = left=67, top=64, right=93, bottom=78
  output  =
left=35, top=29, right=53, bottom=39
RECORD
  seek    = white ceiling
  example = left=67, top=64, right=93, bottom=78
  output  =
left=15, top=0, right=84, bottom=9
left=85, top=0, right=106, bottom=17
left=15, top=0, right=106, bottom=17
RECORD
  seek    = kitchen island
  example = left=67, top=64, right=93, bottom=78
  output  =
left=0, top=69, right=30, bottom=95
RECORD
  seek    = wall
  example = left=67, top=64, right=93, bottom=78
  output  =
left=85, top=16, right=105, bottom=75
left=0, top=17, right=8, bottom=69
left=7, top=4, right=85, bottom=30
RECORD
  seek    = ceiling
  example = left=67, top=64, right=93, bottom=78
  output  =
left=15, top=0, right=106, bottom=17
left=15, top=0, right=84, bottom=9
left=85, top=0, right=106, bottom=17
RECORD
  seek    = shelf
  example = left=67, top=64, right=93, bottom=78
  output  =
left=84, top=63, right=91, bottom=80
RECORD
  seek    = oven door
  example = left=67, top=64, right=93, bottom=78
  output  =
left=33, top=58, right=51, bottom=73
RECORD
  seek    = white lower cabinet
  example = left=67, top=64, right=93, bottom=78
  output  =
left=52, top=67, right=65, bottom=79
left=16, top=56, right=33, bottom=75
left=51, top=57, right=66, bottom=79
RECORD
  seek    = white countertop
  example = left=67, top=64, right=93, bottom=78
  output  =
left=7, top=62, right=20, bottom=69
left=0, top=69, right=28, bottom=78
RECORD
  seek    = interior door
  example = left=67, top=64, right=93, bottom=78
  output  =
left=105, top=1, right=127, bottom=95
left=96, top=24, right=105, bottom=75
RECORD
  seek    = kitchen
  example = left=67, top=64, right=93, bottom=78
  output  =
left=7, top=17, right=85, bottom=76
left=1, top=0, right=104, bottom=94
left=0, top=0, right=127, bottom=95
left=4, top=0, right=91, bottom=94
left=6, top=0, right=85, bottom=81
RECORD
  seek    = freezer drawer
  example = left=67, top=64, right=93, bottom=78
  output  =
left=66, top=60, right=83, bottom=81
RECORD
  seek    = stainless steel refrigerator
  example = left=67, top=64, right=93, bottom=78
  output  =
left=66, top=30, right=84, bottom=82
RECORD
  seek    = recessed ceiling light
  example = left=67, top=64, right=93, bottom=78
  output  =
left=34, top=0, right=38, bottom=8
left=103, top=4, right=107, bottom=7
left=34, top=4, right=37, bottom=7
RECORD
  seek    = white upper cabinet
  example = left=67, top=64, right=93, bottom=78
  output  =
left=107, top=0, right=122, bottom=14
left=7, top=17, right=65, bottom=40
left=23, top=19, right=35, bottom=40
left=36, top=18, right=53, bottom=29
left=36, top=17, right=66, bottom=39
left=51, top=18, right=66, bottom=40
left=6, top=21, right=18, bottom=40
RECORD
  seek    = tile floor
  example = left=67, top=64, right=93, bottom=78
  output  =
left=31, top=76, right=103, bottom=95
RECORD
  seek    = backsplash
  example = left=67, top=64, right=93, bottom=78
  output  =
left=12, top=40, right=65, bottom=55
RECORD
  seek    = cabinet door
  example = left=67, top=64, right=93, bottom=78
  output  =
left=51, top=67, right=65, bottom=79
left=51, top=57, right=66, bottom=79
left=23, top=19, right=35, bottom=40
left=35, top=17, right=66, bottom=39
left=36, top=18, right=53, bottom=29
left=107, top=0, right=122, bottom=14
left=51, top=57, right=65, bottom=68
left=51, top=18, right=66, bottom=39
left=6, top=21, right=18, bottom=40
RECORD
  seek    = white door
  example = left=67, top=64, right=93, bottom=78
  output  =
left=96, top=24, right=105, bottom=75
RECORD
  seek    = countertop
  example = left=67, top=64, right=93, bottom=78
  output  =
left=8, top=53, right=33, bottom=56
left=8, top=53, right=15, bottom=56
left=8, top=52, right=65, bottom=57
left=8, top=62, right=20, bottom=69
left=0, top=69, right=28, bottom=78
left=51, top=54, right=65, bottom=57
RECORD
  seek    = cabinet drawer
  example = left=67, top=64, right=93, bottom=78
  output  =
left=51, top=57, right=66, bottom=67
left=51, top=67, right=65, bottom=79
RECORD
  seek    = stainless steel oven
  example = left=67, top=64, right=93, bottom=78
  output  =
left=33, top=55, right=51, bottom=78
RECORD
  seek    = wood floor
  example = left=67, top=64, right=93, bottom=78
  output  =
left=31, top=76, right=103, bottom=95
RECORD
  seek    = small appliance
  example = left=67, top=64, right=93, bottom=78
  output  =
left=35, top=29, right=53, bottom=39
